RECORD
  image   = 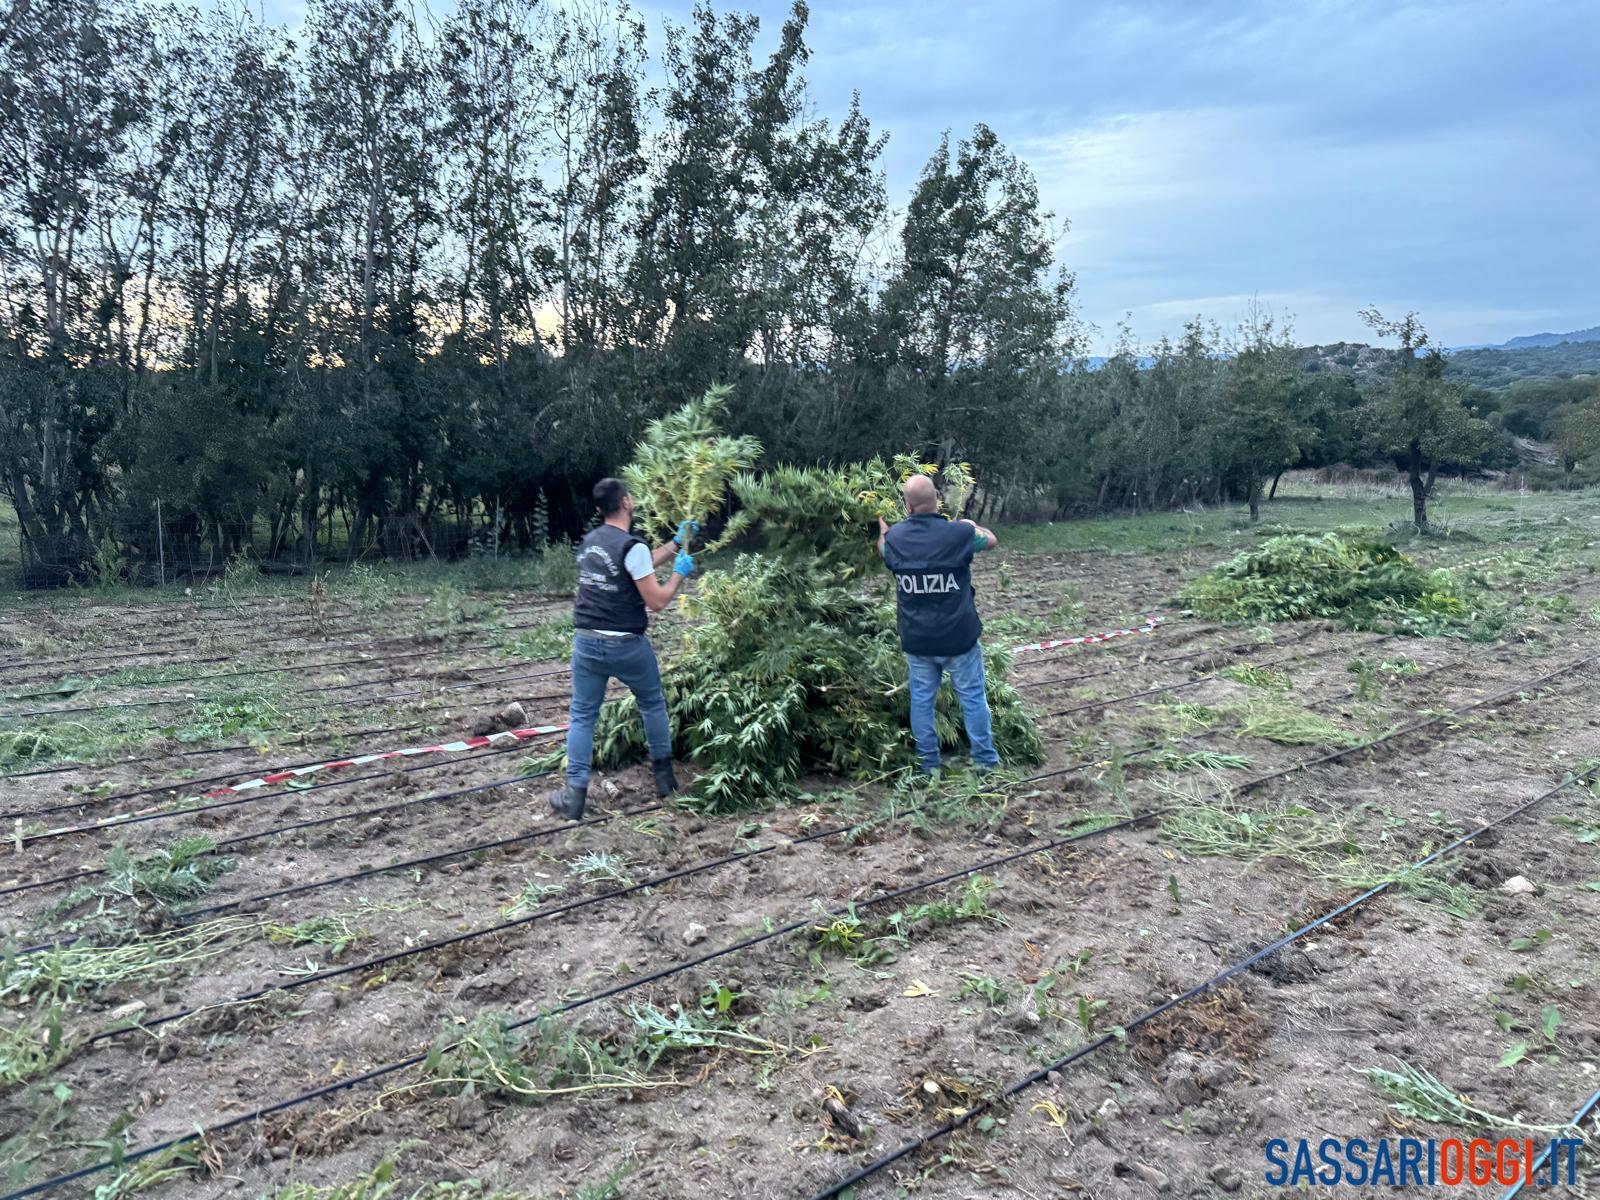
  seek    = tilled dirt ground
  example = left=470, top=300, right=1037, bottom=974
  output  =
left=3, top=540, right=1600, bottom=1199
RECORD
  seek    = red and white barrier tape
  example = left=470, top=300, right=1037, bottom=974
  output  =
left=1011, top=614, right=1162, bottom=656
left=199, top=723, right=569, bottom=799
left=185, top=617, right=1161, bottom=802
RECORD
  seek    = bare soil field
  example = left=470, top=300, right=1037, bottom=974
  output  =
left=4, top=510, right=1600, bottom=1200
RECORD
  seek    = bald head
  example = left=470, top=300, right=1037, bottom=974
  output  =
left=902, top=474, right=939, bottom=515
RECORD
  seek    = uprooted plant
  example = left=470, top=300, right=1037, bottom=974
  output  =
left=424, top=986, right=801, bottom=1103
left=1178, top=532, right=1472, bottom=634
left=45, top=835, right=237, bottom=937
left=552, top=390, right=1039, bottom=812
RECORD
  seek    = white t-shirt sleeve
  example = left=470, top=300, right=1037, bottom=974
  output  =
left=623, top=542, right=655, bottom=581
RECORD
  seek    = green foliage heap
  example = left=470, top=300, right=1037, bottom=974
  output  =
left=589, top=399, right=1038, bottom=811
left=1178, top=533, right=1466, bottom=631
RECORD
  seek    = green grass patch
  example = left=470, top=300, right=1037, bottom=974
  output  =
left=499, top=612, right=575, bottom=662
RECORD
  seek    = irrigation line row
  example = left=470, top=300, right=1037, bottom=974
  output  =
left=1013, top=625, right=1318, bottom=692
left=9, top=624, right=1472, bottom=953
left=2, top=642, right=510, bottom=707
left=2, top=600, right=1152, bottom=722
left=0, top=618, right=1510, bottom=944
left=2, top=811, right=1161, bottom=1200
left=1500, top=1090, right=1600, bottom=1200
left=0, top=594, right=569, bottom=678
left=5, top=688, right=619, bottom=820
left=0, top=597, right=573, bottom=702
left=0, top=610, right=1232, bottom=788
left=0, top=621, right=1326, bottom=837
left=1, top=648, right=570, bottom=722
left=83, top=819, right=865, bottom=1048
left=0, top=606, right=1177, bottom=807
left=0, top=620, right=1467, bottom=926
left=7, top=650, right=1595, bottom=1197
left=1037, top=636, right=1349, bottom=721
left=9, top=736, right=553, bottom=847
left=0, top=768, right=551, bottom=901
left=0, top=718, right=437, bottom=783
left=805, top=761, right=1600, bottom=1200
left=13, top=799, right=671, bottom=957
left=6, top=652, right=1378, bottom=954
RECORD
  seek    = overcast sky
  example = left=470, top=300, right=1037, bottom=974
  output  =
left=262, top=0, right=1597, bottom=351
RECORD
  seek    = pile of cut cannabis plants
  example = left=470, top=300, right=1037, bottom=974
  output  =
left=1177, top=532, right=1469, bottom=633
left=570, top=386, right=1038, bottom=811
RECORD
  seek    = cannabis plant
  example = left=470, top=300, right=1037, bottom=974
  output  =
left=622, top=383, right=762, bottom=550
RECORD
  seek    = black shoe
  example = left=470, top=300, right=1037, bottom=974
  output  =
left=550, top=783, right=587, bottom=820
left=651, top=757, right=680, bottom=798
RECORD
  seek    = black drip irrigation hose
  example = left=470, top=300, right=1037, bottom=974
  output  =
left=0, top=608, right=1169, bottom=793
left=805, top=761, right=1600, bottom=1200
left=0, top=718, right=435, bottom=783
left=0, top=603, right=433, bottom=678
left=14, top=798, right=670, bottom=957
left=8, top=736, right=545, bottom=847
left=0, top=602, right=557, bottom=690
left=2, top=683, right=621, bottom=820
left=0, top=625, right=1320, bottom=837
left=2, top=641, right=506, bottom=706
left=82, top=818, right=863, bottom=1047
left=0, top=723, right=443, bottom=818
left=1013, top=631, right=1274, bottom=690
left=0, top=808, right=1155, bottom=1200
left=0, top=624, right=1500, bottom=943
left=5, top=649, right=1597, bottom=1198
left=0, top=652, right=572, bottom=721
left=1038, top=636, right=1347, bottom=720
left=0, top=595, right=569, bottom=680
left=0, top=769, right=554, bottom=901
left=1018, top=624, right=1328, bottom=697
left=0, top=600, right=1162, bottom=727
left=1500, top=1089, right=1600, bottom=1200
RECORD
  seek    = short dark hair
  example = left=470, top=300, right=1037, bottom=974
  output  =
left=593, top=477, right=630, bottom=516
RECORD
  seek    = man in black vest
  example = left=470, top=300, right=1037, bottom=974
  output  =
left=550, top=477, right=695, bottom=820
left=878, top=473, right=1000, bottom=775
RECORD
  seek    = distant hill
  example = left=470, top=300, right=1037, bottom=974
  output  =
left=1446, top=339, right=1600, bottom=389
left=1500, top=326, right=1600, bottom=350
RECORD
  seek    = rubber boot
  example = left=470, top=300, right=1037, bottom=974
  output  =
left=652, top=757, right=679, bottom=798
left=550, top=782, right=587, bottom=820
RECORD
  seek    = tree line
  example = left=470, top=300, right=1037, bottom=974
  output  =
left=1, top=0, right=1578, bottom=585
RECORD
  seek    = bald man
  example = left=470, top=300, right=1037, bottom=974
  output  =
left=877, top=475, right=1000, bottom=775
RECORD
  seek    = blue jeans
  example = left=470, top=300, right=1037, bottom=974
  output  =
left=565, top=633, right=672, bottom=789
left=905, top=642, right=998, bottom=772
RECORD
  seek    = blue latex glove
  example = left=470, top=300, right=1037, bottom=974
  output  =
left=673, top=550, right=695, bottom=577
left=674, top=519, right=700, bottom=546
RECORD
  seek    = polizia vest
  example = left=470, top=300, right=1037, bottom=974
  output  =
left=573, top=524, right=648, bottom=635
left=882, top=513, right=982, bottom=657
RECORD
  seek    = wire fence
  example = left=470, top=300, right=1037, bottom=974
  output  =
left=4, top=497, right=559, bottom=590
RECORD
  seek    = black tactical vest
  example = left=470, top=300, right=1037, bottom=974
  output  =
left=573, top=524, right=648, bottom=635
left=881, top=513, right=982, bottom=657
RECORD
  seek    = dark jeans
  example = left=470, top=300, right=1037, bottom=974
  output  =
left=565, top=632, right=672, bottom=789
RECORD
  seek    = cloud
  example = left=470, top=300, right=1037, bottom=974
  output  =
left=253, top=0, right=1599, bottom=347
